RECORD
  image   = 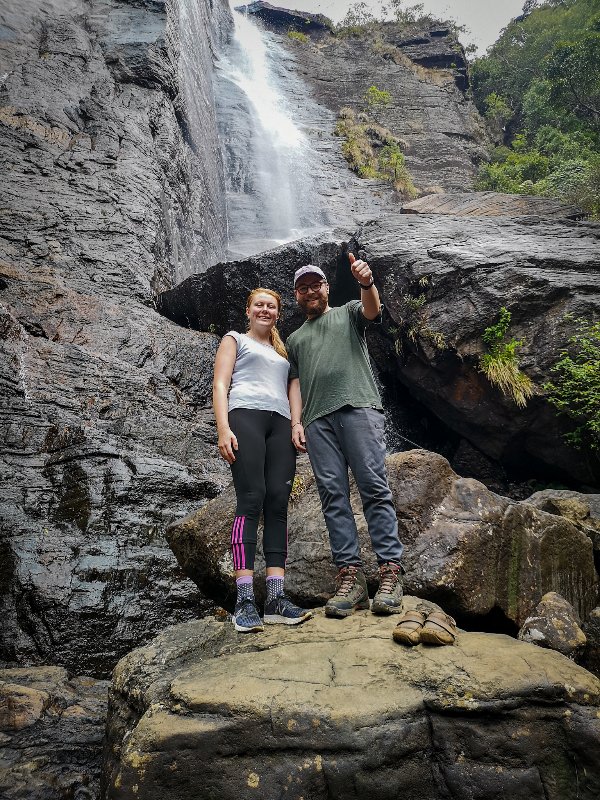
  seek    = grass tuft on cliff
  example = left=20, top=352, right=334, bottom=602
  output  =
left=479, top=307, right=535, bottom=408
left=335, top=107, right=417, bottom=197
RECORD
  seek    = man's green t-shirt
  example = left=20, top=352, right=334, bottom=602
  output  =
left=286, top=300, right=382, bottom=429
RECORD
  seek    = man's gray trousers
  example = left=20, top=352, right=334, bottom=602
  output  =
left=304, top=406, right=403, bottom=567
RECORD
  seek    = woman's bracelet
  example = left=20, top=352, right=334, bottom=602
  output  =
left=291, top=422, right=302, bottom=429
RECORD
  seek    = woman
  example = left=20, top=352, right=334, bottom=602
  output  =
left=212, top=288, right=313, bottom=633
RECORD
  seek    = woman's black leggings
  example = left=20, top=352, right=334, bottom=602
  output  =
left=228, top=408, right=296, bottom=570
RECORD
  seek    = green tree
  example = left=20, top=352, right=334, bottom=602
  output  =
left=545, top=33, right=600, bottom=128
left=544, top=317, right=600, bottom=450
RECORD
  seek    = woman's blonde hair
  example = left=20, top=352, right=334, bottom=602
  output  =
left=246, top=288, right=287, bottom=359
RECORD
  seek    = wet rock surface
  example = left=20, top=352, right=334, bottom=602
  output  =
left=279, top=21, right=489, bottom=193
left=0, top=0, right=230, bottom=675
left=0, top=666, right=109, bottom=800
left=582, top=607, right=600, bottom=678
left=234, top=1, right=332, bottom=33
left=518, top=591, right=587, bottom=658
left=167, top=451, right=598, bottom=628
left=102, top=612, right=600, bottom=800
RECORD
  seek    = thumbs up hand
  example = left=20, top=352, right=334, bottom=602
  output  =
left=348, top=251, right=373, bottom=288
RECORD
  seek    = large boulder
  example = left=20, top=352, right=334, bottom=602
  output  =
left=518, top=591, right=587, bottom=659
left=102, top=612, right=600, bottom=800
left=167, top=450, right=597, bottom=627
left=0, top=666, right=108, bottom=800
left=526, top=490, right=600, bottom=568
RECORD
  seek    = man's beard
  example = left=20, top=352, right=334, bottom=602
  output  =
left=299, top=295, right=328, bottom=318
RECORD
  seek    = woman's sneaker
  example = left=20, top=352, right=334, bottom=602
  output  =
left=264, top=594, right=313, bottom=625
left=232, top=598, right=264, bottom=633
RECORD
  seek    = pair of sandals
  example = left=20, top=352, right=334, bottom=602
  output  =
left=393, top=609, right=457, bottom=646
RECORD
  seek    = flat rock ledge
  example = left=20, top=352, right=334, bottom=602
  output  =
left=103, top=603, right=600, bottom=800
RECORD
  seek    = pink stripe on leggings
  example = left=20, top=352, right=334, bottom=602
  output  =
left=231, top=516, right=246, bottom=570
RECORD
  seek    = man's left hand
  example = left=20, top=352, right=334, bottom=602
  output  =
left=349, top=251, right=372, bottom=287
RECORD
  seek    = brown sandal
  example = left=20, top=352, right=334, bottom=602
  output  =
left=420, top=611, right=458, bottom=646
left=392, top=610, right=426, bottom=646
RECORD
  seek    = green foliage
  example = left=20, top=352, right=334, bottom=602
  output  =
left=545, top=32, right=600, bottom=127
left=335, top=108, right=417, bottom=197
left=484, top=93, right=513, bottom=127
left=365, top=85, right=392, bottom=109
left=475, top=128, right=600, bottom=214
left=472, top=0, right=600, bottom=122
left=392, top=291, right=446, bottom=352
left=544, top=317, right=600, bottom=450
left=334, top=0, right=470, bottom=43
left=479, top=307, right=535, bottom=408
left=287, top=30, right=309, bottom=44
left=336, top=1, right=376, bottom=35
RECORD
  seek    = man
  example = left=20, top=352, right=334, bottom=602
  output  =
left=287, top=253, right=404, bottom=617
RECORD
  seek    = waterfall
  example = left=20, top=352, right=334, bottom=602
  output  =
left=215, top=5, right=326, bottom=258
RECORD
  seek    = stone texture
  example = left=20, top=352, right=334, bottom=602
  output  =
left=0, top=0, right=231, bottom=676
left=102, top=613, right=600, bottom=800
left=167, top=450, right=598, bottom=628
left=518, top=591, right=587, bottom=659
left=0, top=666, right=108, bottom=800
left=401, top=191, right=585, bottom=218
left=582, top=607, right=600, bottom=678
left=235, top=1, right=333, bottom=33
left=279, top=20, right=490, bottom=193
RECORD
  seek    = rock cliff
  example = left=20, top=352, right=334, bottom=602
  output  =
left=0, top=0, right=231, bottom=675
left=244, top=3, right=490, bottom=194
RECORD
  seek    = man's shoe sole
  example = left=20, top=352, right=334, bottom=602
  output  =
left=371, top=601, right=403, bottom=615
left=264, top=611, right=313, bottom=625
left=233, top=617, right=264, bottom=633
left=325, top=599, right=370, bottom=618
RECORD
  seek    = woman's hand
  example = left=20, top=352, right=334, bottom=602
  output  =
left=218, top=427, right=238, bottom=464
left=292, top=423, right=306, bottom=453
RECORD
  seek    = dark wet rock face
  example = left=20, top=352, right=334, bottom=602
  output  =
left=0, top=666, right=109, bottom=800
left=168, top=451, right=598, bottom=629
left=0, top=0, right=231, bottom=676
left=277, top=21, right=489, bottom=193
left=234, top=1, right=332, bottom=33
left=102, top=615, right=600, bottom=800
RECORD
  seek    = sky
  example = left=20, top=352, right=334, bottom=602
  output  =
left=274, top=0, right=527, bottom=54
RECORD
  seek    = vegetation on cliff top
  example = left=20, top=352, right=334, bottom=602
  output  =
left=472, top=0, right=600, bottom=216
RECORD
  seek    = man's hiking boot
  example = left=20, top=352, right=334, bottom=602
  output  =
left=371, top=563, right=403, bottom=615
left=232, top=598, right=264, bottom=633
left=325, top=565, right=369, bottom=618
left=264, top=594, right=313, bottom=625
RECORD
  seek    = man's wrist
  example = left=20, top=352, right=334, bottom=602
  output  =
left=357, top=278, right=374, bottom=289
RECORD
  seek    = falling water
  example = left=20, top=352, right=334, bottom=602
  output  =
left=215, top=6, right=326, bottom=257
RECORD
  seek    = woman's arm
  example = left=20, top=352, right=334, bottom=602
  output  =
left=212, top=336, right=238, bottom=464
left=288, top=377, right=306, bottom=453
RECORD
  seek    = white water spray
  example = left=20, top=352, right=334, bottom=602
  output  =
left=215, top=5, right=325, bottom=256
